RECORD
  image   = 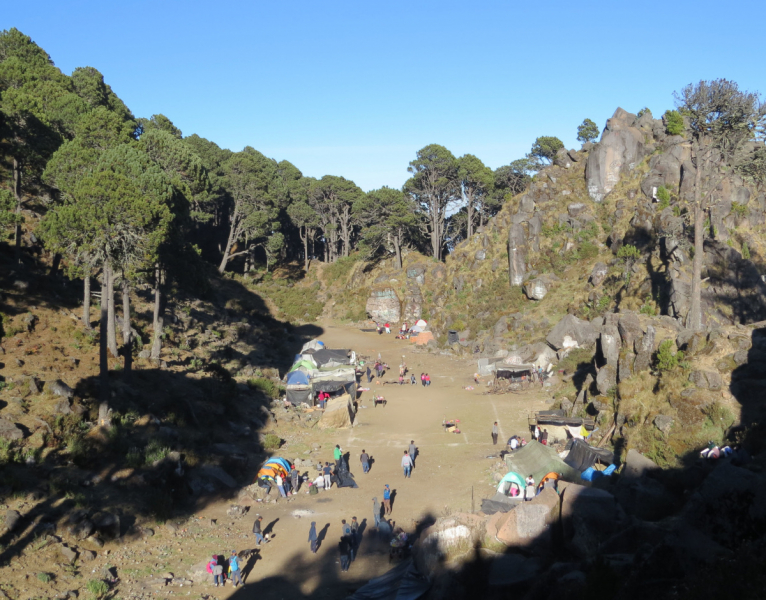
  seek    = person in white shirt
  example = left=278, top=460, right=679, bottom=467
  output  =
left=401, top=451, right=413, bottom=478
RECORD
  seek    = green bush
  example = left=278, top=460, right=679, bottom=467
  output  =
left=37, top=572, right=52, bottom=583
left=577, top=241, right=599, bottom=261
left=742, top=242, right=751, bottom=260
left=144, top=440, right=171, bottom=465
left=731, top=201, right=749, bottom=218
left=263, top=433, right=282, bottom=452
left=324, top=255, right=360, bottom=285
left=656, top=185, right=671, bottom=209
left=248, top=377, right=284, bottom=399
left=656, top=339, right=684, bottom=371
left=86, top=579, right=109, bottom=599
left=125, top=447, right=143, bottom=469
left=664, top=110, right=685, bottom=136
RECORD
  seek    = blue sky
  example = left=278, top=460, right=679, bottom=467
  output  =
left=5, top=0, right=765, bottom=191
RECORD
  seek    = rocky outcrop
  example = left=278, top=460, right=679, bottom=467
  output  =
left=586, top=108, right=647, bottom=202
left=523, top=278, right=547, bottom=301
left=402, top=284, right=423, bottom=322
left=546, top=315, right=598, bottom=351
left=508, top=223, right=526, bottom=286
left=365, top=288, right=401, bottom=323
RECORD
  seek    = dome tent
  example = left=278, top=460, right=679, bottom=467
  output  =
left=497, top=471, right=526, bottom=496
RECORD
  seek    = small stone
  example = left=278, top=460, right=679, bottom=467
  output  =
left=4, top=509, right=21, bottom=533
left=58, top=544, right=78, bottom=563
left=81, top=549, right=96, bottom=562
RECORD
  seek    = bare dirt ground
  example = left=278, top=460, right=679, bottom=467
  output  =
left=189, top=322, right=553, bottom=599
left=0, top=321, right=553, bottom=600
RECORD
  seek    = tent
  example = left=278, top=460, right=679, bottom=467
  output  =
left=312, top=348, right=353, bottom=368
left=300, top=339, right=325, bottom=353
left=266, top=457, right=293, bottom=473
left=317, top=394, right=355, bottom=429
left=286, top=370, right=310, bottom=386
left=415, top=319, right=428, bottom=328
left=410, top=325, right=424, bottom=334
left=504, top=440, right=581, bottom=484
left=290, top=359, right=317, bottom=373
left=497, top=471, right=526, bottom=496
left=564, top=439, right=615, bottom=472
left=496, top=364, right=535, bottom=380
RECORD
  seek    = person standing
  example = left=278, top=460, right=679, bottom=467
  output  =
left=349, top=517, right=359, bottom=561
left=366, top=365, right=372, bottom=383
left=426, top=374, right=431, bottom=386
left=408, top=440, right=417, bottom=465
left=228, top=551, right=243, bottom=587
left=402, top=451, right=413, bottom=478
left=383, top=484, right=392, bottom=514
left=541, top=429, right=549, bottom=446
left=291, top=465, right=300, bottom=493
left=334, top=445, right=342, bottom=470
left=360, top=449, right=370, bottom=474
left=372, top=497, right=381, bottom=528
left=275, top=474, right=287, bottom=498
left=384, top=322, right=391, bottom=334
left=252, top=516, right=266, bottom=545
left=410, top=374, right=416, bottom=385
left=308, top=521, right=318, bottom=554
left=525, top=475, right=535, bottom=501
left=339, top=536, right=351, bottom=572
left=207, top=555, right=221, bottom=587
left=341, top=519, right=351, bottom=537
left=420, top=373, right=425, bottom=387
left=323, top=462, right=332, bottom=490
left=492, top=422, right=499, bottom=445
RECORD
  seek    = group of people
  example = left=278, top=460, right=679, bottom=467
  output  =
left=206, top=551, right=245, bottom=588
left=419, top=373, right=431, bottom=386
left=375, top=322, right=391, bottom=334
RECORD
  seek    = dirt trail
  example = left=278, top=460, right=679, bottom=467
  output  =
left=191, top=322, right=552, bottom=599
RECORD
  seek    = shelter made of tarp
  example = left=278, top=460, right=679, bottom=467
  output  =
left=504, top=440, right=581, bottom=484
left=481, top=492, right=523, bottom=515
left=317, top=393, right=355, bottom=429
left=286, top=387, right=312, bottom=405
left=346, top=558, right=430, bottom=600
left=312, top=348, right=353, bottom=368
left=564, top=439, right=615, bottom=472
left=496, top=365, right=534, bottom=379
left=301, top=339, right=325, bottom=353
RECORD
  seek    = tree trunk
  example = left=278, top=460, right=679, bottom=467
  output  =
left=13, top=158, right=22, bottom=259
left=121, top=276, right=132, bottom=382
left=83, top=275, right=91, bottom=330
left=302, top=228, right=309, bottom=272
left=49, top=253, right=62, bottom=278
left=465, top=190, right=475, bottom=240
left=686, top=146, right=704, bottom=330
left=151, top=264, right=164, bottom=361
left=106, top=264, right=119, bottom=358
left=393, top=232, right=402, bottom=270
left=218, top=210, right=240, bottom=273
left=98, top=263, right=111, bottom=428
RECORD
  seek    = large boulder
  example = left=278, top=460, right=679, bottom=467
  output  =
left=689, top=370, right=722, bottom=391
left=402, top=285, right=423, bottom=323
left=617, top=313, right=643, bottom=348
left=0, top=419, right=24, bottom=441
left=546, top=315, right=598, bottom=351
left=589, top=262, right=608, bottom=287
left=524, top=278, right=548, bottom=301
left=599, top=325, right=620, bottom=367
left=365, top=288, right=401, bottom=323
left=586, top=108, right=646, bottom=202
left=417, top=517, right=478, bottom=575
left=45, top=379, right=74, bottom=399
left=495, top=503, right=553, bottom=548
left=633, top=325, right=656, bottom=371
left=508, top=223, right=527, bottom=286
left=559, top=482, right=622, bottom=558
left=596, top=365, right=617, bottom=395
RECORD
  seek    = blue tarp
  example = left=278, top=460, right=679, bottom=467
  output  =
left=580, top=463, right=617, bottom=482
left=286, top=370, right=310, bottom=386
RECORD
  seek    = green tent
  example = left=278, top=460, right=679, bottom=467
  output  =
left=289, top=360, right=316, bottom=373
left=503, top=440, right=580, bottom=484
left=497, top=471, right=526, bottom=495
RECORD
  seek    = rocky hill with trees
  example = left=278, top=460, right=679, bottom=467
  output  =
left=2, top=26, right=766, bottom=599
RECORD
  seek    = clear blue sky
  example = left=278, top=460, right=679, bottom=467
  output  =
left=5, top=0, right=765, bottom=191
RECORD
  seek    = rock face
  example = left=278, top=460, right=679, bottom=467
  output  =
left=546, top=315, right=598, bottom=351
left=495, top=504, right=552, bottom=547
left=596, top=365, right=617, bottom=395
left=402, top=284, right=423, bottom=323
left=508, top=223, right=527, bottom=286
left=0, top=419, right=24, bottom=441
left=599, top=325, right=620, bottom=367
left=633, top=325, right=656, bottom=372
left=524, top=278, right=548, bottom=301
left=689, top=370, right=723, bottom=390
left=589, top=262, right=608, bottom=287
left=45, top=379, right=74, bottom=398
left=365, top=288, right=401, bottom=323
left=586, top=108, right=646, bottom=202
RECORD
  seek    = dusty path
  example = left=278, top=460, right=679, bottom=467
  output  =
left=184, top=322, right=553, bottom=599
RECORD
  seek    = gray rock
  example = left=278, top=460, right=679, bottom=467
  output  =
left=493, top=317, right=508, bottom=338
left=0, top=419, right=24, bottom=441
left=81, top=549, right=96, bottom=562
left=654, top=414, right=674, bottom=435
left=474, top=249, right=486, bottom=261
left=622, top=449, right=660, bottom=481
left=546, top=315, right=598, bottom=351
left=45, top=379, right=74, bottom=399
left=138, top=349, right=151, bottom=359
left=523, top=278, right=548, bottom=301
left=519, top=195, right=536, bottom=213
left=508, top=223, right=527, bottom=286
left=59, top=544, right=78, bottom=563
left=596, top=365, right=617, bottom=395
left=54, top=399, right=72, bottom=415
left=94, top=512, right=120, bottom=539
left=689, top=370, right=722, bottom=391
left=554, top=148, right=573, bottom=169
left=586, top=108, right=645, bottom=201
left=4, top=509, right=21, bottom=533
left=599, top=325, right=620, bottom=367
left=589, top=262, right=608, bottom=287
left=560, top=483, right=622, bottom=559
left=633, top=325, right=655, bottom=371
left=567, top=202, right=587, bottom=218
left=618, top=352, right=634, bottom=382
left=365, top=288, right=401, bottom=323
left=69, top=519, right=95, bottom=540
left=617, top=313, right=642, bottom=348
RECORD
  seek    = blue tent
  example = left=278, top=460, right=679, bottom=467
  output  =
left=286, top=370, right=310, bottom=386
left=266, top=457, right=292, bottom=473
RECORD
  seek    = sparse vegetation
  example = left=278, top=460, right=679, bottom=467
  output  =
left=86, top=579, right=109, bottom=599
left=655, top=339, right=684, bottom=371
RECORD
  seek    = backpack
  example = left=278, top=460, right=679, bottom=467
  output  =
left=213, top=564, right=223, bottom=576
left=207, top=560, right=216, bottom=574
left=229, top=556, right=239, bottom=571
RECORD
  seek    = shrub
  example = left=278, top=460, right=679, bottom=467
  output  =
left=324, top=255, right=360, bottom=286
left=125, top=447, right=143, bottom=469
left=637, top=107, right=651, bottom=118
left=262, top=433, right=282, bottom=452
left=248, top=377, right=284, bottom=399
left=86, top=579, right=109, bottom=599
left=656, top=339, right=684, bottom=371
left=36, top=572, right=52, bottom=583
left=742, top=242, right=751, bottom=260
left=731, top=201, right=749, bottom=218
left=656, top=185, right=671, bottom=209
left=664, top=110, right=685, bottom=136
left=144, top=439, right=171, bottom=465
